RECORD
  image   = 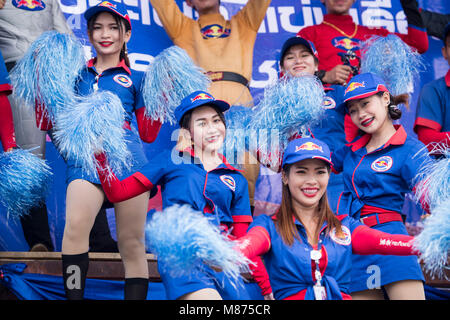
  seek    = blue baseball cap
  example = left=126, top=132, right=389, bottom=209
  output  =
left=174, top=91, right=230, bottom=125
left=84, top=1, right=132, bottom=30
left=280, top=36, right=319, bottom=64
left=282, top=137, right=333, bottom=168
left=342, top=72, right=389, bottom=107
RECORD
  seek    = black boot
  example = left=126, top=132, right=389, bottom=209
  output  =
left=20, top=203, right=54, bottom=251
left=62, top=252, right=89, bottom=300
left=124, top=278, right=149, bottom=300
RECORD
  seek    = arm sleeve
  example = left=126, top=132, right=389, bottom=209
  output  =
left=414, top=83, right=445, bottom=133
left=230, top=177, right=253, bottom=224
left=416, top=125, right=450, bottom=150
left=0, top=94, right=17, bottom=151
left=236, top=226, right=271, bottom=259
left=35, top=101, right=53, bottom=131
left=419, top=9, right=450, bottom=40
left=51, top=0, right=73, bottom=34
left=344, top=114, right=360, bottom=143
left=400, top=143, right=431, bottom=189
left=331, top=145, right=348, bottom=173
left=400, top=0, right=425, bottom=29
left=95, top=153, right=153, bottom=203
left=234, top=0, right=271, bottom=31
left=231, top=222, right=272, bottom=295
left=149, top=0, right=191, bottom=41
left=351, top=225, right=415, bottom=256
left=135, top=107, right=162, bottom=143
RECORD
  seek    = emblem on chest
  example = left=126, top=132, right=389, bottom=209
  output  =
left=219, top=175, right=236, bottom=192
left=330, top=225, right=351, bottom=246
left=113, top=74, right=132, bottom=88
left=371, top=156, right=393, bottom=172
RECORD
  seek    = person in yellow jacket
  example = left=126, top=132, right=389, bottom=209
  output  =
left=150, top=0, right=272, bottom=212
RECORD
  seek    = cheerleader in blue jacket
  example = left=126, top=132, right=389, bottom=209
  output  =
left=234, top=137, right=421, bottom=300
left=35, top=2, right=162, bottom=300
left=94, top=90, right=269, bottom=300
left=331, top=72, right=429, bottom=299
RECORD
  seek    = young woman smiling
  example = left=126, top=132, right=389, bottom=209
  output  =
left=233, top=137, right=422, bottom=300
left=331, top=72, right=430, bottom=300
left=35, top=2, right=162, bottom=300
left=94, top=90, right=270, bottom=300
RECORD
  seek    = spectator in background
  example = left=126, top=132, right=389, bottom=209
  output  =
left=298, top=0, right=428, bottom=86
left=414, top=23, right=450, bottom=150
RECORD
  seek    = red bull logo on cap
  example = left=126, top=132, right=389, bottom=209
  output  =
left=13, top=0, right=46, bottom=11
left=113, top=74, right=132, bottom=88
left=371, top=156, right=393, bottom=172
left=98, top=1, right=117, bottom=9
left=332, top=37, right=360, bottom=51
left=191, top=93, right=213, bottom=103
left=345, top=81, right=365, bottom=95
left=295, top=142, right=323, bottom=153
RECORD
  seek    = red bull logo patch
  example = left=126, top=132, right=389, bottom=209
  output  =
left=191, top=93, right=213, bottom=103
left=322, top=97, right=336, bottom=110
left=330, top=226, right=351, bottom=246
left=113, top=74, right=132, bottom=88
left=345, top=81, right=365, bottom=95
left=98, top=1, right=117, bottom=9
left=332, top=37, right=360, bottom=51
left=295, top=142, right=323, bottom=153
left=220, top=175, right=236, bottom=192
left=13, top=0, right=46, bottom=11
left=371, top=156, right=393, bottom=172
left=201, top=24, right=231, bottom=39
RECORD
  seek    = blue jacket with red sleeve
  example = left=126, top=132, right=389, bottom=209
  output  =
left=331, top=125, right=430, bottom=219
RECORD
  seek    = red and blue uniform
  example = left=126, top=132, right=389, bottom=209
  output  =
left=414, top=70, right=450, bottom=149
left=0, top=51, right=16, bottom=152
left=331, top=125, right=429, bottom=292
left=241, top=212, right=416, bottom=300
left=96, top=146, right=254, bottom=299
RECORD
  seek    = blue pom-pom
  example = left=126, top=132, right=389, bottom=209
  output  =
left=413, top=199, right=450, bottom=279
left=0, top=149, right=52, bottom=220
left=412, top=144, right=449, bottom=279
left=9, top=31, right=85, bottom=122
left=360, top=34, right=424, bottom=95
left=221, top=105, right=253, bottom=166
left=413, top=144, right=450, bottom=212
left=248, top=74, right=325, bottom=167
left=141, top=46, right=211, bottom=124
left=146, top=205, right=252, bottom=283
left=52, top=90, right=131, bottom=178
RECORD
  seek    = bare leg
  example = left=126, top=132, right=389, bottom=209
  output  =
left=179, top=288, right=223, bottom=300
left=351, top=289, right=386, bottom=300
left=384, top=280, right=425, bottom=300
left=114, top=191, right=150, bottom=279
left=62, top=179, right=105, bottom=254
